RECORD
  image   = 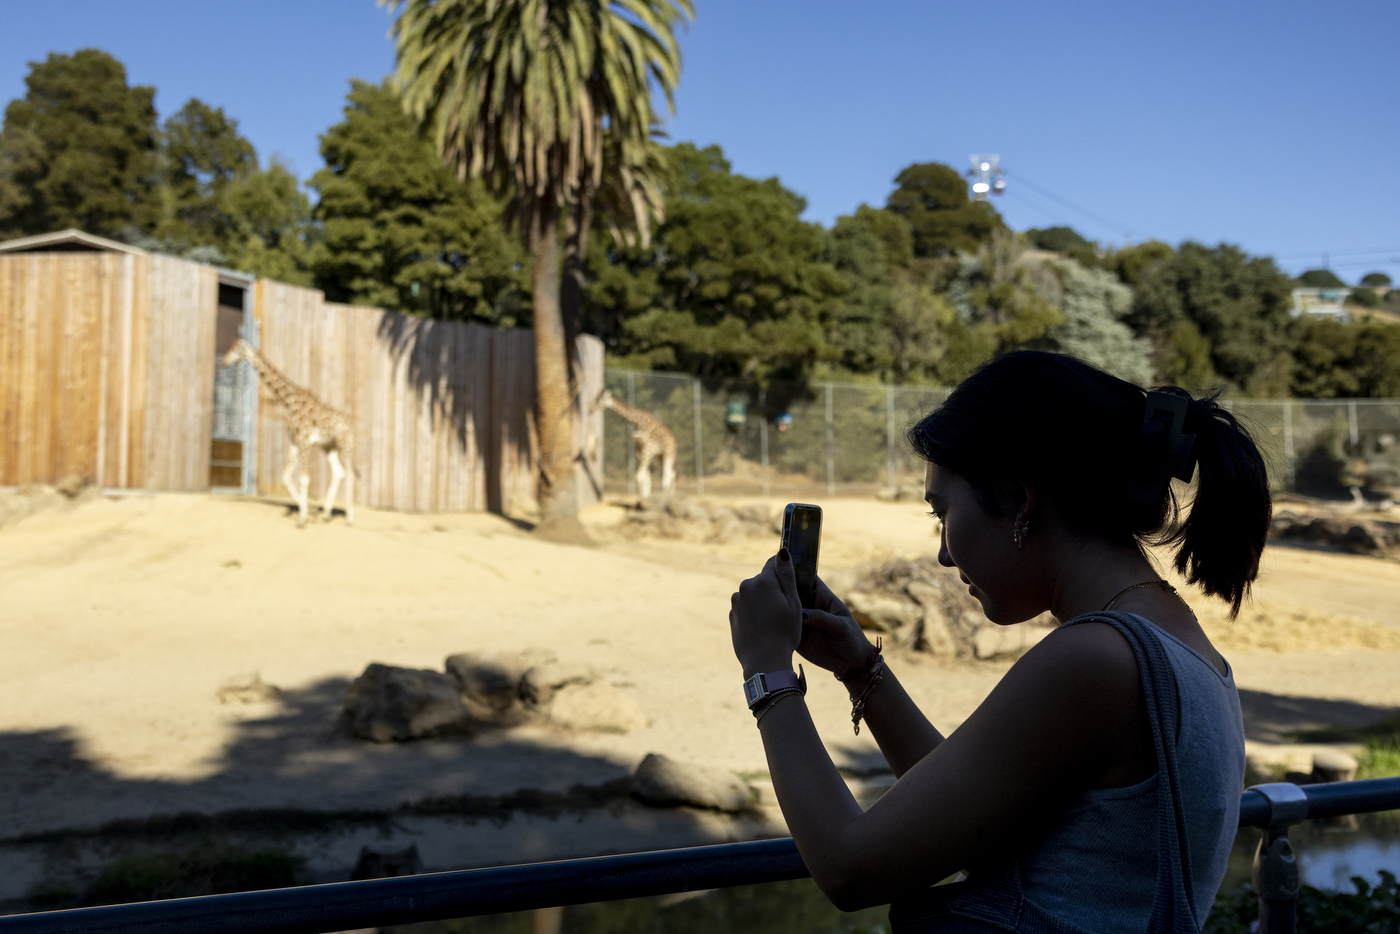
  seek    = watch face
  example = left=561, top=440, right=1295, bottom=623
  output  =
left=744, top=674, right=765, bottom=708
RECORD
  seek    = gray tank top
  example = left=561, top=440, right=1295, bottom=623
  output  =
left=1017, top=613, right=1246, bottom=933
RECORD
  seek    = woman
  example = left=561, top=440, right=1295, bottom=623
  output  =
left=729, top=351, right=1269, bottom=933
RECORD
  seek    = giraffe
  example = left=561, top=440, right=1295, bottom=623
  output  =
left=593, top=389, right=676, bottom=499
left=223, top=339, right=356, bottom=527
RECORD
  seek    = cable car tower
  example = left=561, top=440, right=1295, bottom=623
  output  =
left=967, top=154, right=1005, bottom=201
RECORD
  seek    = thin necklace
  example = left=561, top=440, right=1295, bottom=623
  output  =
left=1102, top=579, right=1198, bottom=622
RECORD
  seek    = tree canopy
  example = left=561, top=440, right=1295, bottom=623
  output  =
left=886, top=162, right=1004, bottom=257
left=0, top=49, right=160, bottom=238
left=309, top=80, right=526, bottom=323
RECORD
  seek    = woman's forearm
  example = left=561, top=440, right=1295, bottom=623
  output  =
left=851, top=665, right=944, bottom=777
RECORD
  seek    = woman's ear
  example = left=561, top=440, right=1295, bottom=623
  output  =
left=1018, top=481, right=1038, bottom=520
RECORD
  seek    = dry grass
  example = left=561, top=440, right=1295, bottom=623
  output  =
left=1193, top=598, right=1400, bottom=654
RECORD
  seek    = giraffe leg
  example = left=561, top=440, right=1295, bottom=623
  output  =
left=637, top=451, right=653, bottom=499
left=323, top=449, right=345, bottom=523
left=297, top=464, right=311, bottom=529
left=662, top=450, right=676, bottom=493
left=342, top=447, right=356, bottom=527
left=282, top=444, right=308, bottom=527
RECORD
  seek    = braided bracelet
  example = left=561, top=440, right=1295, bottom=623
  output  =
left=754, top=688, right=803, bottom=726
left=850, top=658, right=885, bottom=735
left=836, top=636, right=883, bottom=683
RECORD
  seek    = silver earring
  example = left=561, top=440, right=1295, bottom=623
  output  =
left=1012, top=515, right=1029, bottom=547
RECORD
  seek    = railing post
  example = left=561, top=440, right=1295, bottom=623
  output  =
left=693, top=378, right=704, bottom=496
left=626, top=371, right=636, bottom=499
left=825, top=383, right=835, bottom=497
left=1251, top=783, right=1309, bottom=934
left=886, top=385, right=896, bottom=490
left=760, top=388, right=769, bottom=500
left=1348, top=399, right=1359, bottom=452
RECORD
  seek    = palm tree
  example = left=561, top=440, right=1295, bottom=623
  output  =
left=384, top=0, right=691, bottom=542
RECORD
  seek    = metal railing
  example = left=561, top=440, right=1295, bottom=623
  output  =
left=0, top=777, right=1396, bottom=934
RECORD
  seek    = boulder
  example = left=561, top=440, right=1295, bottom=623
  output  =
left=972, top=623, right=1055, bottom=660
left=630, top=753, right=753, bottom=812
left=519, top=662, right=594, bottom=708
left=445, top=650, right=552, bottom=722
left=344, top=664, right=472, bottom=742
left=844, top=592, right=923, bottom=640
left=548, top=682, right=647, bottom=733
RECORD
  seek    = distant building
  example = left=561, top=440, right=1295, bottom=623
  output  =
left=1291, top=287, right=1352, bottom=321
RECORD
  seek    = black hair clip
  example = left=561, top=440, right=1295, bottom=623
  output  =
left=1126, top=391, right=1197, bottom=505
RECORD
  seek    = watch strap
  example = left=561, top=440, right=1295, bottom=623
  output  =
left=743, top=665, right=807, bottom=709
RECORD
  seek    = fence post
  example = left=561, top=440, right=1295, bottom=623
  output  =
left=825, top=383, right=835, bottom=497
left=626, top=371, right=636, bottom=498
left=1282, top=401, right=1295, bottom=490
left=1348, top=400, right=1359, bottom=452
left=886, top=385, right=896, bottom=490
left=760, top=388, right=770, bottom=500
left=694, top=378, right=704, bottom=496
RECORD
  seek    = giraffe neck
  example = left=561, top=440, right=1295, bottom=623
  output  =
left=603, top=397, right=654, bottom=428
left=240, top=345, right=302, bottom=409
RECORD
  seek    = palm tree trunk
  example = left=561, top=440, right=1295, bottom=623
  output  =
left=530, top=201, right=591, bottom=544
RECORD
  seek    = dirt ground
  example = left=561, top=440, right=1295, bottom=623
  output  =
left=1, top=489, right=1398, bottom=883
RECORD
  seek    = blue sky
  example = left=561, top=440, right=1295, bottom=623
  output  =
left=5, top=0, right=1398, bottom=281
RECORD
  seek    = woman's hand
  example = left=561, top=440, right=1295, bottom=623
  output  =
left=797, top=577, right=877, bottom=681
left=730, top=550, right=803, bottom=678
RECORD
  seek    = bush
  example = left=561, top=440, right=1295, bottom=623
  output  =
left=86, top=846, right=301, bottom=905
left=1206, top=873, right=1400, bottom=933
left=1348, top=287, right=1381, bottom=308
left=1361, top=273, right=1392, bottom=287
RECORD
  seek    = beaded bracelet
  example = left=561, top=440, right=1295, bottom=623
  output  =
left=836, top=637, right=883, bottom=684
left=850, top=658, right=885, bottom=735
left=754, top=688, right=803, bottom=726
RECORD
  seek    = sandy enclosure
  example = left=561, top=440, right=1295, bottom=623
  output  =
left=0, top=491, right=1398, bottom=857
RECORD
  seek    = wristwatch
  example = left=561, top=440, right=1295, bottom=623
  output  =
left=743, top=666, right=806, bottom=710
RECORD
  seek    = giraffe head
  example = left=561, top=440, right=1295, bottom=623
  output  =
left=222, top=339, right=252, bottom=368
left=593, top=389, right=616, bottom=413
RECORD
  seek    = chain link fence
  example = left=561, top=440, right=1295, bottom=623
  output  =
left=598, top=369, right=1400, bottom=500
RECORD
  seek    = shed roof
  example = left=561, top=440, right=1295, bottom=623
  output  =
left=0, top=228, right=148, bottom=256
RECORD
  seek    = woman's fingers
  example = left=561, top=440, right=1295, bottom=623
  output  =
left=813, top=576, right=853, bottom=617
left=801, top=606, right=861, bottom=636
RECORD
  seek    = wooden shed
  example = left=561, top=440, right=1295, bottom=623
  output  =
left=0, top=229, right=604, bottom=514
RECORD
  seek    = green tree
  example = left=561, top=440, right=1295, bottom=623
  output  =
left=886, top=162, right=1002, bottom=257
left=1105, top=240, right=1174, bottom=288
left=586, top=143, right=845, bottom=380
left=386, top=0, right=692, bottom=540
left=0, top=49, right=160, bottom=238
left=1025, top=224, right=1099, bottom=269
left=1346, top=287, right=1381, bottom=308
left=1128, top=242, right=1295, bottom=393
left=1045, top=257, right=1153, bottom=385
left=223, top=158, right=316, bottom=285
left=1292, top=317, right=1400, bottom=398
left=1361, top=272, right=1392, bottom=287
left=158, top=98, right=256, bottom=250
left=1296, top=268, right=1345, bottom=288
left=308, top=80, right=525, bottom=320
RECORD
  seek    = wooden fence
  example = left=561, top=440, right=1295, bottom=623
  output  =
left=0, top=251, right=217, bottom=491
left=0, top=248, right=603, bottom=514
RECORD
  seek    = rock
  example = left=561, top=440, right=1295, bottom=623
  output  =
left=1341, top=523, right=1385, bottom=555
left=548, top=682, right=646, bottom=732
left=918, top=606, right=959, bottom=657
left=845, top=592, right=923, bottom=640
left=215, top=673, right=283, bottom=705
left=351, top=843, right=422, bottom=880
left=972, top=624, right=1055, bottom=660
left=344, top=663, right=472, bottom=742
left=519, top=662, right=594, bottom=707
left=709, top=509, right=746, bottom=544
left=1312, top=749, right=1358, bottom=783
left=445, top=650, right=552, bottom=721
left=630, top=753, right=753, bottom=812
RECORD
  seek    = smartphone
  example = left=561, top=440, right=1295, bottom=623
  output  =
left=781, top=503, right=822, bottom=609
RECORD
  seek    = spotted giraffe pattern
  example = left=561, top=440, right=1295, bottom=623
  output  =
left=223, top=340, right=356, bottom=527
left=594, top=389, right=676, bottom=498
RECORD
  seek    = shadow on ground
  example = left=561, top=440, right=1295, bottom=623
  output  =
left=1237, top=688, right=1398, bottom=743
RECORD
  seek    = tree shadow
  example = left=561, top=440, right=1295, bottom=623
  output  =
left=1237, top=688, right=1398, bottom=744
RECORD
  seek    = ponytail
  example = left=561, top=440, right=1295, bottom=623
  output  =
left=1160, top=396, right=1272, bottom=617
left=908, top=352, right=1273, bottom=618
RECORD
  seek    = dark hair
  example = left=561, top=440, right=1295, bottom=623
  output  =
left=907, top=351, right=1271, bottom=616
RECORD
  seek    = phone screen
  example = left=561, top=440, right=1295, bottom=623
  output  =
left=782, top=503, right=822, bottom=609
